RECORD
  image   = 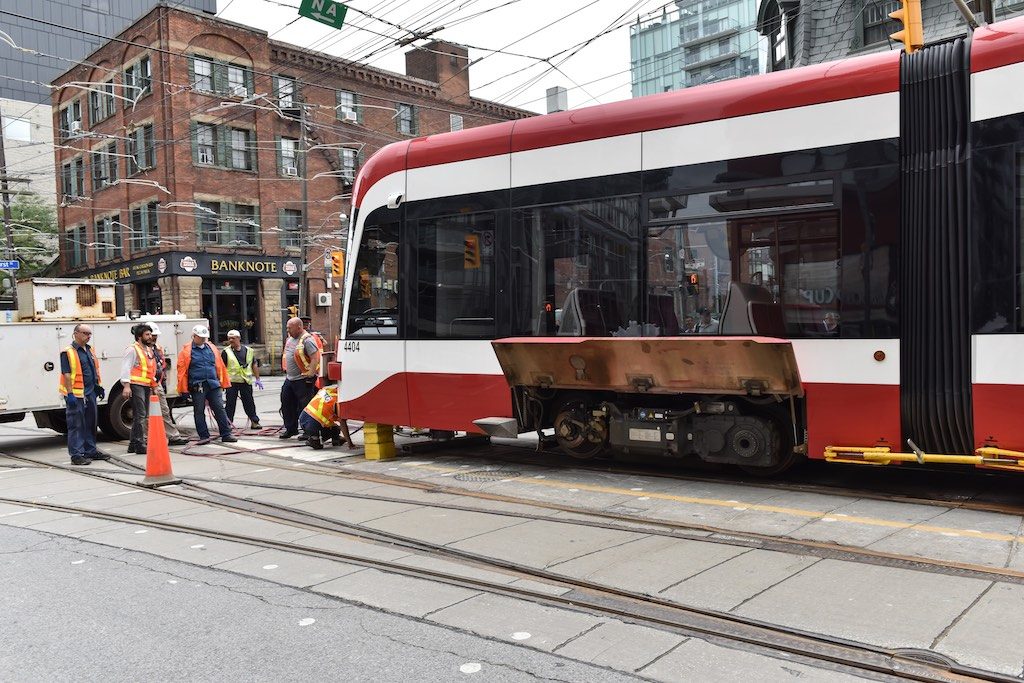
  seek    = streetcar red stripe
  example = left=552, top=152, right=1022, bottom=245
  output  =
left=972, top=384, right=1024, bottom=450
left=970, top=16, right=1024, bottom=73
left=804, top=383, right=901, bottom=461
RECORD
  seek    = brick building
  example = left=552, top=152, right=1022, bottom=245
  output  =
left=755, top=0, right=1023, bottom=70
left=52, top=4, right=531, bottom=364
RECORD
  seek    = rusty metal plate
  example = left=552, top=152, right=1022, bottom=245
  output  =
left=491, top=337, right=803, bottom=397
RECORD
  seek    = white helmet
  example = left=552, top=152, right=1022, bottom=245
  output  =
left=192, top=324, right=210, bottom=338
left=145, top=321, right=161, bottom=336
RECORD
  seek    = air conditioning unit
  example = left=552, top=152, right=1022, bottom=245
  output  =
left=315, top=292, right=332, bottom=307
left=342, top=110, right=358, bottom=123
left=231, top=85, right=247, bottom=97
left=69, top=121, right=82, bottom=135
left=284, top=166, right=298, bottom=177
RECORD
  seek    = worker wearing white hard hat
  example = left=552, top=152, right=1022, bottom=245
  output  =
left=143, top=322, right=186, bottom=446
left=176, top=324, right=235, bottom=445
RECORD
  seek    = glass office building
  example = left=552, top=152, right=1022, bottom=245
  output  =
left=630, top=0, right=766, bottom=97
left=1, top=0, right=214, bottom=103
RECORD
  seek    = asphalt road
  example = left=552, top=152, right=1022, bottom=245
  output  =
left=0, top=524, right=636, bottom=683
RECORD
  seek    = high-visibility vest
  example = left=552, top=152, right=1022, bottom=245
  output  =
left=176, top=341, right=231, bottom=394
left=303, top=386, right=338, bottom=427
left=223, top=344, right=255, bottom=384
left=129, top=342, right=157, bottom=387
left=59, top=344, right=101, bottom=397
left=281, top=331, right=319, bottom=374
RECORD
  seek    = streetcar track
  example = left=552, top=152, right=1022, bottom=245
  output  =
left=8, top=447, right=1021, bottom=588
left=4, top=448, right=1024, bottom=679
left=422, top=442, right=1024, bottom=517
left=0, top=491, right=1009, bottom=683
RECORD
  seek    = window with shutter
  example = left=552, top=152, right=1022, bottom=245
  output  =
left=195, top=123, right=216, bottom=165
left=193, top=57, right=214, bottom=91
left=280, top=209, right=302, bottom=247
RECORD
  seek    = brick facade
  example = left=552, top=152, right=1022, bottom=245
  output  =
left=52, top=6, right=531, bottom=366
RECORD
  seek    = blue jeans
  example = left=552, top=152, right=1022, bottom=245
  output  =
left=191, top=385, right=233, bottom=440
left=66, top=394, right=98, bottom=458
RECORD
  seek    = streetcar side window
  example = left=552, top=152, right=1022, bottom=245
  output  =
left=416, top=212, right=497, bottom=338
left=511, top=197, right=640, bottom=337
left=347, top=221, right=400, bottom=337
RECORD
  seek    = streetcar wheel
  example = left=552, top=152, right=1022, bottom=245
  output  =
left=552, top=394, right=606, bottom=459
left=737, top=421, right=798, bottom=476
left=101, top=390, right=133, bottom=441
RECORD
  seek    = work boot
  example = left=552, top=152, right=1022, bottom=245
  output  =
left=307, top=436, right=324, bottom=450
left=88, top=450, right=111, bottom=461
left=331, top=435, right=343, bottom=447
left=70, top=456, right=92, bottom=466
left=221, top=435, right=238, bottom=443
left=278, top=431, right=297, bottom=439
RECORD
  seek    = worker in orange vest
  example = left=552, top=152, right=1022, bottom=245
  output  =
left=177, top=324, right=236, bottom=446
left=59, top=323, right=108, bottom=465
left=279, top=316, right=321, bottom=439
left=120, top=322, right=157, bottom=454
left=299, top=385, right=352, bottom=449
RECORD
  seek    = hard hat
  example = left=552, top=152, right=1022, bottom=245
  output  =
left=226, top=329, right=241, bottom=338
left=145, top=322, right=161, bottom=336
left=192, top=324, right=210, bottom=338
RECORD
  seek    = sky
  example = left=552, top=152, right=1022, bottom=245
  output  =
left=216, top=0, right=676, bottom=114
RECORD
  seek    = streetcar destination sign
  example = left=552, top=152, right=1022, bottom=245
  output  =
left=298, top=0, right=348, bottom=29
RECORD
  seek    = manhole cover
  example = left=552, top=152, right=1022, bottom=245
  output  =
left=454, top=469, right=521, bottom=482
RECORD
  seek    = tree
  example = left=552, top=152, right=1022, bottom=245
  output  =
left=5, top=192, right=58, bottom=276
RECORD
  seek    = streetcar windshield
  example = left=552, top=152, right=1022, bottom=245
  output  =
left=348, top=221, right=399, bottom=337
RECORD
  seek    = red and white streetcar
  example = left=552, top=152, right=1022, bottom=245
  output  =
left=337, top=18, right=1024, bottom=474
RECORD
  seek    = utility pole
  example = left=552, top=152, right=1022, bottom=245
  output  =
left=0, top=102, right=20, bottom=313
left=297, top=103, right=310, bottom=317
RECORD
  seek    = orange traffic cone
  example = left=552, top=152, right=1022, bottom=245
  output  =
left=141, top=393, right=180, bottom=487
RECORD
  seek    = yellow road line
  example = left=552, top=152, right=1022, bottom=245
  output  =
left=405, top=463, right=1020, bottom=543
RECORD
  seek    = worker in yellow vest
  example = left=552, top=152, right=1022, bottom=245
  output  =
left=119, top=323, right=157, bottom=454
left=279, top=317, right=321, bottom=439
left=59, top=323, right=108, bottom=465
left=221, top=329, right=262, bottom=429
left=299, top=385, right=353, bottom=450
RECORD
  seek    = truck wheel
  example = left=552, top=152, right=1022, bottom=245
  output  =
left=100, top=391, right=133, bottom=441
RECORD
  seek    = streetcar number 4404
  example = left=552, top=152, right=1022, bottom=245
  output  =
left=343, top=341, right=360, bottom=352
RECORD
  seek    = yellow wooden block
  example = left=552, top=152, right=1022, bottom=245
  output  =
left=362, top=430, right=395, bottom=445
left=362, top=423, right=395, bottom=436
left=364, top=441, right=396, bottom=460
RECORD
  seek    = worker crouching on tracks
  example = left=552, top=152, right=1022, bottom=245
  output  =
left=59, top=323, right=109, bottom=465
left=146, top=322, right=187, bottom=447
left=299, top=385, right=353, bottom=450
left=121, top=323, right=157, bottom=454
left=177, top=324, right=237, bottom=446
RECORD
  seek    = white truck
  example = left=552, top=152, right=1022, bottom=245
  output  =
left=0, top=279, right=206, bottom=440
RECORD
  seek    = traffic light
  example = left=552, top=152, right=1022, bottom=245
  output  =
left=464, top=234, right=480, bottom=269
left=889, top=0, right=923, bottom=53
left=686, top=273, right=699, bottom=296
left=330, top=250, right=345, bottom=278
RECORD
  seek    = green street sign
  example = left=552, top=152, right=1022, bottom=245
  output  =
left=298, top=0, right=348, bottom=30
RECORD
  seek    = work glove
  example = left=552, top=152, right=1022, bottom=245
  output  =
left=254, top=379, right=265, bottom=391
left=65, top=394, right=78, bottom=407
left=96, top=386, right=106, bottom=400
